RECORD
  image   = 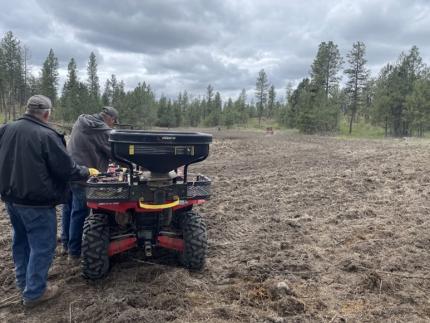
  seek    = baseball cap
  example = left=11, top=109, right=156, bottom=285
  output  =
left=102, top=106, right=119, bottom=121
left=27, top=95, right=52, bottom=110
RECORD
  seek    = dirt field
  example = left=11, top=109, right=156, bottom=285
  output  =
left=1, top=130, right=430, bottom=322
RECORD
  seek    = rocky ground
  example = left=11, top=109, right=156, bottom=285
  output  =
left=1, top=129, right=430, bottom=322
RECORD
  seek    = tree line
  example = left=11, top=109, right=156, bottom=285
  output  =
left=1, top=30, right=429, bottom=136
left=278, top=41, right=430, bottom=137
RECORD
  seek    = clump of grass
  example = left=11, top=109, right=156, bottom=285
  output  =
left=246, top=117, right=281, bottom=130
left=338, top=118, right=385, bottom=139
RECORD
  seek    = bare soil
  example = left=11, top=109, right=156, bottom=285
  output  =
left=1, top=130, right=430, bottom=322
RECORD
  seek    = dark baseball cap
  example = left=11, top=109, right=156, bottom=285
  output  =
left=27, top=95, right=52, bottom=110
left=102, top=106, right=119, bottom=120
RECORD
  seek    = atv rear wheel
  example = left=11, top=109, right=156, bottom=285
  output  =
left=81, top=212, right=110, bottom=279
left=176, top=211, right=207, bottom=270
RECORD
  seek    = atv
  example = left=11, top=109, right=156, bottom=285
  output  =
left=81, top=130, right=212, bottom=279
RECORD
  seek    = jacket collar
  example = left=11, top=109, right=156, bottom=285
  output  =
left=20, top=114, right=54, bottom=129
left=19, top=114, right=64, bottom=138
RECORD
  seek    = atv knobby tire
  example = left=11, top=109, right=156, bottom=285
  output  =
left=81, top=213, right=110, bottom=280
left=177, top=211, right=207, bottom=270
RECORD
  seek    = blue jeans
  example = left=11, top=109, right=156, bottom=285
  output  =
left=61, top=184, right=90, bottom=257
left=5, top=203, right=57, bottom=301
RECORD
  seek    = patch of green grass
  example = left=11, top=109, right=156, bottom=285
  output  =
left=338, top=118, right=385, bottom=139
left=246, top=117, right=280, bottom=130
left=422, top=132, right=430, bottom=138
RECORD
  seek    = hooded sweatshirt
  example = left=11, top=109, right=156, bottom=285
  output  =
left=68, top=113, right=112, bottom=173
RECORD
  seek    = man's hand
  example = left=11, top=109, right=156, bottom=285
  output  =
left=88, top=168, right=100, bottom=176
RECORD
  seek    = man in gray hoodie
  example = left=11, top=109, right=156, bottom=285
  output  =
left=62, top=107, right=119, bottom=263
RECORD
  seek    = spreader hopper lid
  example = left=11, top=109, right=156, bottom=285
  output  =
left=109, top=130, right=212, bottom=173
left=109, top=130, right=213, bottom=145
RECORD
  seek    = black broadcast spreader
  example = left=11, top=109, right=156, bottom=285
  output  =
left=82, top=130, right=212, bottom=279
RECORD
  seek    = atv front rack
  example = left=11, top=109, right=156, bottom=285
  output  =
left=86, top=174, right=211, bottom=203
left=86, top=182, right=130, bottom=202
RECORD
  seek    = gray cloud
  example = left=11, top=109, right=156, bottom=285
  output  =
left=37, top=0, right=236, bottom=54
left=1, top=0, right=430, bottom=99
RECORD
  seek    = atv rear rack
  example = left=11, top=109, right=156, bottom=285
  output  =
left=86, top=174, right=211, bottom=202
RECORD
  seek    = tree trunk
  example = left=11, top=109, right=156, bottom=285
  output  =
left=0, top=90, right=3, bottom=117
left=4, top=91, right=9, bottom=123
left=384, top=117, right=388, bottom=137
left=349, top=102, right=357, bottom=135
left=349, top=111, right=354, bottom=134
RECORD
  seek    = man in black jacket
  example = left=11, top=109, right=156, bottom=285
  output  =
left=61, top=106, right=118, bottom=263
left=0, top=95, right=98, bottom=307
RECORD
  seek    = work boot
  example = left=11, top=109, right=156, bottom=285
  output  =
left=23, top=284, right=60, bottom=308
left=67, top=255, right=81, bottom=266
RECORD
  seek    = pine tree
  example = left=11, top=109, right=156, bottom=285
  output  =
left=40, top=49, right=59, bottom=106
left=21, top=45, right=31, bottom=114
left=361, top=78, right=375, bottom=122
left=223, top=98, right=235, bottom=128
left=372, top=46, right=425, bottom=136
left=205, top=84, right=214, bottom=121
left=400, top=45, right=424, bottom=135
left=121, top=82, right=157, bottom=127
left=86, top=52, right=100, bottom=113
left=102, top=79, right=112, bottom=106
left=285, top=78, right=309, bottom=128
left=0, top=39, right=6, bottom=120
left=292, top=78, right=314, bottom=132
left=267, top=85, right=276, bottom=118
left=406, top=76, right=430, bottom=137
left=112, top=79, right=125, bottom=110
left=61, top=58, right=80, bottom=121
left=173, top=100, right=182, bottom=127
left=294, top=41, right=343, bottom=133
left=205, top=91, right=222, bottom=126
left=213, top=91, right=222, bottom=125
left=1, top=31, right=25, bottom=121
left=278, top=83, right=293, bottom=127
left=182, top=91, right=189, bottom=114
left=187, top=98, right=201, bottom=127
left=235, top=89, right=248, bottom=124
left=255, top=69, right=269, bottom=125
left=110, top=74, right=118, bottom=106
left=100, top=74, right=125, bottom=114
left=371, top=64, right=395, bottom=136
left=311, top=41, right=343, bottom=98
left=344, top=41, right=369, bottom=134
left=27, top=75, right=40, bottom=97
left=177, top=90, right=189, bottom=125
left=157, top=95, right=175, bottom=127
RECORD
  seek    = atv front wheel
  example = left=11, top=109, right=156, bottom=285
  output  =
left=176, top=211, right=207, bottom=270
left=81, top=212, right=110, bottom=279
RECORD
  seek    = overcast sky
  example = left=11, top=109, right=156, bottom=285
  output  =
left=1, top=0, right=430, bottom=101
